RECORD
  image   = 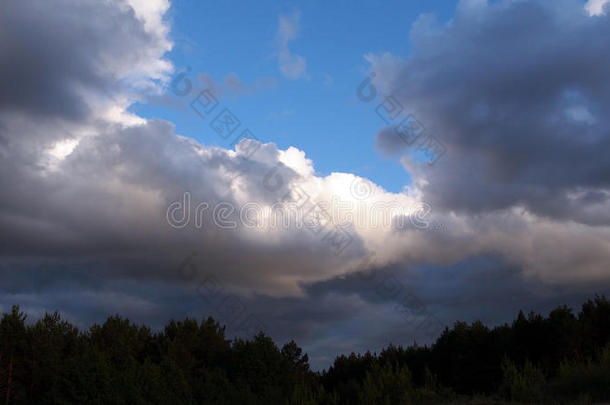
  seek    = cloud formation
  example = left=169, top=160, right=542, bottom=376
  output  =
left=275, top=12, right=308, bottom=80
left=196, top=72, right=278, bottom=100
left=2, top=0, right=610, bottom=370
left=0, top=0, right=430, bottom=302
left=586, top=0, right=610, bottom=15
left=370, top=0, right=610, bottom=221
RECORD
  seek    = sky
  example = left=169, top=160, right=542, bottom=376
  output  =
left=134, top=0, right=459, bottom=192
left=1, top=0, right=610, bottom=370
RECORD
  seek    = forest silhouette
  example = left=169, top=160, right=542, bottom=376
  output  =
left=1, top=296, right=609, bottom=404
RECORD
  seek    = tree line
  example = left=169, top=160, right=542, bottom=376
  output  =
left=1, top=295, right=609, bottom=404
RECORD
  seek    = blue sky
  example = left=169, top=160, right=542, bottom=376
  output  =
left=133, top=0, right=457, bottom=192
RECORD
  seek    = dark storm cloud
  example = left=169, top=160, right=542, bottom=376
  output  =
left=0, top=0, right=166, bottom=123
left=374, top=126, right=410, bottom=157
left=3, top=252, right=608, bottom=371
left=289, top=253, right=610, bottom=368
left=370, top=0, right=610, bottom=224
left=0, top=117, right=368, bottom=293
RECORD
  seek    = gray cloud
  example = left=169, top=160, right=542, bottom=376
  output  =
left=193, top=72, right=279, bottom=100
left=375, top=126, right=410, bottom=158
left=368, top=0, right=610, bottom=225
left=0, top=0, right=170, bottom=124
